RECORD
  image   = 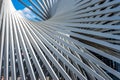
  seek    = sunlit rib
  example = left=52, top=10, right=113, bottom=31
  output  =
left=0, top=0, right=120, bottom=80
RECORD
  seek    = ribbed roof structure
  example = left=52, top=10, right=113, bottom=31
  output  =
left=0, top=0, right=120, bottom=80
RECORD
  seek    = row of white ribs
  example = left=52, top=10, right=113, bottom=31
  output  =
left=0, top=0, right=120, bottom=80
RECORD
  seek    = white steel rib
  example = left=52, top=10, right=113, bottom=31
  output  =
left=0, top=0, right=120, bottom=80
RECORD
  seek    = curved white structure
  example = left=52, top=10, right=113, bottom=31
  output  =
left=0, top=0, right=120, bottom=80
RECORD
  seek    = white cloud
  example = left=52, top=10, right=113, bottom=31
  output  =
left=17, top=6, right=39, bottom=20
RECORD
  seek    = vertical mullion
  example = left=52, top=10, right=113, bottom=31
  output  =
left=0, top=7, right=6, bottom=80
left=21, top=19, right=59, bottom=80
left=9, top=14, right=16, bottom=80
left=12, top=14, right=26, bottom=80
left=4, top=5, right=10, bottom=80
left=18, top=15, right=46, bottom=80
left=15, top=14, right=36, bottom=80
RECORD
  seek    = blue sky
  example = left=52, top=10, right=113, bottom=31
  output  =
left=12, top=0, right=25, bottom=10
left=12, top=0, right=40, bottom=21
left=12, top=0, right=40, bottom=10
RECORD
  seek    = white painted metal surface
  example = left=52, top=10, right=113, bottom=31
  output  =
left=0, top=0, right=120, bottom=80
